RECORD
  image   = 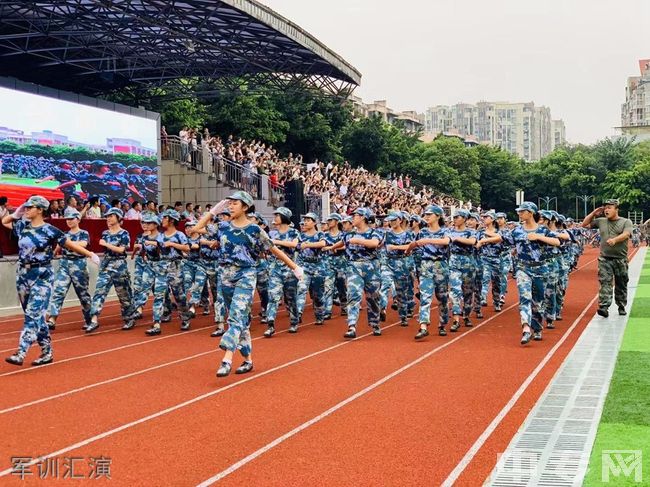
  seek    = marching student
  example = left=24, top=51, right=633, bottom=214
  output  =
left=407, top=205, right=451, bottom=338
left=86, top=207, right=138, bottom=333
left=539, top=210, right=562, bottom=330
left=495, top=212, right=511, bottom=306
left=3, top=195, right=99, bottom=366
left=447, top=209, right=478, bottom=331
left=194, top=192, right=303, bottom=377
left=143, top=209, right=193, bottom=336
left=295, top=212, right=327, bottom=329
left=327, top=208, right=383, bottom=339
left=264, top=207, right=301, bottom=338
left=466, top=212, right=484, bottom=319
left=476, top=211, right=504, bottom=312
left=504, top=202, right=560, bottom=345
left=322, top=213, right=347, bottom=318
left=46, top=207, right=92, bottom=331
left=132, top=212, right=162, bottom=320
left=380, top=213, right=414, bottom=327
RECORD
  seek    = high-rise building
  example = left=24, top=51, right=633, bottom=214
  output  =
left=350, top=96, right=424, bottom=133
left=423, top=101, right=563, bottom=161
left=552, top=120, right=566, bottom=149
left=620, top=59, right=650, bottom=141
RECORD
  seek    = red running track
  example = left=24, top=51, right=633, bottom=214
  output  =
left=0, top=247, right=609, bottom=486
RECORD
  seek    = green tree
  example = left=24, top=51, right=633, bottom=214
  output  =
left=474, top=145, right=524, bottom=212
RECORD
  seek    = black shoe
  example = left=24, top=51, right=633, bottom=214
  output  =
left=202, top=308, right=211, bottom=316
left=315, top=320, right=324, bottom=326
left=260, top=315, right=268, bottom=324
left=263, top=326, right=275, bottom=338
left=31, top=352, right=53, bottom=366
left=145, top=325, right=161, bottom=336
left=438, top=327, right=447, bottom=336
left=5, top=354, right=24, bottom=366
left=415, top=291, right=421, bottom=301
left=84, top=321, right=99, bottom=333
left=288, top=324, right=298, bottom=333
left=464, top=318, right=473, bottom=327
left=216, top=361, right=232, bottom=377
left=476, top=310, right=484, bottom=319
left=494, top=304, right=502, bottom=312
left=481, top=300, right=488, bottom=307
left=546, top=321, right=555, bottom=329
left=521, top=331, right=532, bottom=345
left=341, top=308, right=348, bottom=316
left=180, top=321, right=190, bottom=331
left=235, top=361, right=253, bottom=375
left=533, top=331, right=543, bottom=341
left=415, top=327, right=429, bottom=340
left=391, top=302, right=398, bottom=310
left=344, top=327, right=356, bottom=339
left=618, top=307, right=627, bottom=316
left=333, top=299, right=341, bottom=306
left=161, top=314, right=172, bottom=323
left=407, top=311, right=414, bottom=319
left=450, top=320, right=460, bottom=332
left=323, top=314, right=332, bottom=321
left=298, top=314, right=303, bottom=324
left=134, top=311, right=143, bottom=320
left=556, top=314, right=563, bottom=321
left=211, top=326, right=225, bottom=337
left=122, top=319, right=135, bottom=331
left=47, top=319, right=56, bottom=331
left=400, top=319, right=409, bottom=327
left=372, top=325, right=382, bottom=336
left=597, top=308, right=609, bottom=318
left=189, top=306, right=196, bottom=318
left=380, top=309, right=387, bottom=322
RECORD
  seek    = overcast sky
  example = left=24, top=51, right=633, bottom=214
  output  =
left=263, top=0, right=650, bottom=144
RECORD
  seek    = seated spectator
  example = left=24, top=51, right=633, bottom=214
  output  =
left=125, top=201, right=142, bottom=220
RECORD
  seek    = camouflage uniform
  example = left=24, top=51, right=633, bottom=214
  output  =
left=296, top=230, right=327, bottom=322
left=504, top=225, right=558, bottom=332
left=202, top=224, right=225, bottom=323
left=91, top=228, right=137, bottom=321
left=183, top=233, right=208, bottom=306
left=343, top=227, right=383, bottom=331
left=322, top=231, right=347, bottom=315
left=215, top=220, right=274, bottom=355
left=255, top=258, right=270, bottom=320
left=477, top=228, right=503, bottom=307
left=13, top=219, right=68, bottom=359
left=448, top=227, right=477, bottom=318
left=266, top=227, right=300, bottom=326
left=416, top=226, right=450, bottom=327
left=48, top=229, right=92, bottom=326
left=380, top=227, right=414, bottom=321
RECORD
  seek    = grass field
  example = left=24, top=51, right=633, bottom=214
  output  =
left=0, top=175, right=59, bottom=189
left=584, top=251, right=650, bottom=486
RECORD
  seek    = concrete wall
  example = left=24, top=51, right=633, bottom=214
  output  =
left=160, top=159, right=275, bottom=219
left=0, top=259, right=136, bottom=317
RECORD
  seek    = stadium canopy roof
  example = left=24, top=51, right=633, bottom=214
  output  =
left=0, top=0, right=361, bottom=99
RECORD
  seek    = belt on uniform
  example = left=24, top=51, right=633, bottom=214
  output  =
left=422, top=257, right=445, bottom=262
left=388, top=255, right=408, bottom=259
left=63, top=256, right=84, bottom=261
left=103, top=257, right=126, bottom=262
left=519, top=259, right=549, bottom=267
left=350, top=258, right=377, bottom=263
left=19, top=261, right=51, bottom=269
left=301, top=258, right=319, bottom=263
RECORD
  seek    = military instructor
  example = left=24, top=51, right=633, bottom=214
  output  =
left=582, top=199, right=633, bottom=317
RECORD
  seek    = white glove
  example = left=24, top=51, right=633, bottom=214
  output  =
left=11, top=204, right=26, bottom=219
left=292, top=266, right=304, bottom=280
left=210, top=199, right=229, bottom=216
left=89, top=253, right=100, bottom=266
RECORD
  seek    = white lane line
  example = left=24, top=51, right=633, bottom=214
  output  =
left=440, top=295, right=598, bottom=486
left=0, top=319, right=406, bottom=478
left=0, top=300, right=301, bottom=376
left=196, top=304, right=518, bottom=485
left=0, top=320, right=318, bottom=415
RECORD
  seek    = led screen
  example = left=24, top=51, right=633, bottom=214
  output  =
left=0, top=86, right=158, bottom=208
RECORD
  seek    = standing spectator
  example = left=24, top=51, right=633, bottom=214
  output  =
left=161, top=125, right=169, bottom=159
left=0, top=196, right=8, bottom=220
left=582, top=199, right=633, bottom=317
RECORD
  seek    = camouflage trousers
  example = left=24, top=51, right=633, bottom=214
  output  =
left=449, top=254, right=475, bottom=317
left=256, top=262, right=270, bottom=318
left=408, top=255, right=420, bottom=313
left=556, top=254, right=571, bottom=314
left=380, top=257, right=411, bottom=320
left=91, top=259, right=136, bottom=321
left=182, top=259, right=207, bottom=306
left=48, top=258, right=92, bottom=325
left=143, top=261, right=191, bottom=323
left=471, top=256, right=482, bottom=312
left=16, top=266, right=54, bottom=358
left=499, top=252, right=511, bottom=299
left=598, top=256, right=629, bottom=309
left=323, top=254, right=347, bottom=314
left=543, top=258, right=560, bottom=321
left=266, top=262, right=299, bottom=325
left=218, top=265, right=256, bottom=357
left=132, top=256, right=150, bottom=299
left=515, top=262, right=549, bottom=332
left=203, top=260, right=225, bottom=323
left=418, top=259, right=449, bottom=326
left=346, top=260, right=381, bottom=329
left=297, top=261, right=326, bottom=321
left=481, top=255, right=502, bottom=306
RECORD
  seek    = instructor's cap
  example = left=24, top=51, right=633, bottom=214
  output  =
left=604, top=199, right=620, bottom=207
